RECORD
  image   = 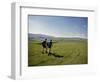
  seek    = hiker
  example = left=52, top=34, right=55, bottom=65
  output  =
left=42, top=39, right=48, bottom=54
left=47, top=40, right=53, bottom=55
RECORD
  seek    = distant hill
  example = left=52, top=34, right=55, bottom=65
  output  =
left=28, top=33, right=55, bottom=41
left=28, top=33, right=87, bottom=42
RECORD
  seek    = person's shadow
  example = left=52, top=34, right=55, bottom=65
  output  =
left=48, top=52, right=64, bottom=58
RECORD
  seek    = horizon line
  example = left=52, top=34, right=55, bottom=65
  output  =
left=28, top=33, right=87, bottom=39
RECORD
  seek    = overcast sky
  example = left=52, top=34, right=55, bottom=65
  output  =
left=28, top=15, right=88, bottom=38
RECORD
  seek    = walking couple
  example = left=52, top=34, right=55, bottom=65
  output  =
left=42, top=39, right=53, bottom=55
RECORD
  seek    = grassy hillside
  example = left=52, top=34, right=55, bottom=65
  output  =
left=28, top=39, right=88, bottom=66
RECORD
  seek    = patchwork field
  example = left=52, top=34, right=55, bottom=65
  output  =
left=28, top=39, right=88, bottom=66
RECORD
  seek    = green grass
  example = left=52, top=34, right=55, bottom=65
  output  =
left=28, top=40, right=88, bottom=66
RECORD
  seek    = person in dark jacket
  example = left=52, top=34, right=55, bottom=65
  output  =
left=47, top=40, right=53, bottom=55
left=42, top=39, right=48, bottom=54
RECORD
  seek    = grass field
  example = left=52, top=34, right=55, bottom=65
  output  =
left=28, top=40, right=88, bottom=66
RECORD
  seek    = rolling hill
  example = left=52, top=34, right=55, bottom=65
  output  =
left=28, top=33, right=87, bottom=42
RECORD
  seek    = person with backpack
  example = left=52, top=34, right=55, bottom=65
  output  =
left=47, top=40, right=53, bottom=56
left=42, top=39, right=48, bottom=54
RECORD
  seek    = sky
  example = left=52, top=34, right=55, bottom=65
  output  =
left=28, top=15, right=88, bottom=38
